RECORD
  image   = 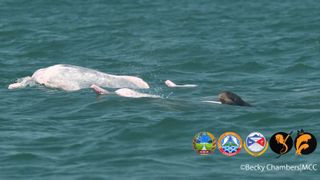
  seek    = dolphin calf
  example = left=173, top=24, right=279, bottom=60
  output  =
left=218, top=91, right=251, bottom=106
left=202, top=91, right=251, bottom=106
left=8, top=64, right=150, bottom=91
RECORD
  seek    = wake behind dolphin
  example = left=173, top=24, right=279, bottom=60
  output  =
left=8, top=64, right=149, bottom=91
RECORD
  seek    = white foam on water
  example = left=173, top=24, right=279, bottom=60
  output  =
left=202, top=100, right=222, bottom=104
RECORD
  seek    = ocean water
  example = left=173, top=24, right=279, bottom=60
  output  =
left=0, top=0, right=319, bottom=179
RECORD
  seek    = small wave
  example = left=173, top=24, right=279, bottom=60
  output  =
left=236, top=62, right=267, bottom=73
left=281, top=63, right=316, bottom=74
left=5, top=152, right=44, bottom=162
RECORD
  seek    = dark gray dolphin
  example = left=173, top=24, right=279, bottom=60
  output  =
left=218, top=91, right=251, bottom=106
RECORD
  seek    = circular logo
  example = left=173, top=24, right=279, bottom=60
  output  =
left=218, top=132, right=242, bottom=156
left=294, top=130, right=317, bottom=155
left=244, top=132, right=268, bottom=157
left=192, top=132, right=216, bottom=155
left=269, top=131, right=293, bottom=156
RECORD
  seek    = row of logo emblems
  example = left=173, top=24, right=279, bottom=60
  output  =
left=192, top=130, right=317, bottom=157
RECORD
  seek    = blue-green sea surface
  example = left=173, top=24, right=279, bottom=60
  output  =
left=0, top=0, right=319, bottom=179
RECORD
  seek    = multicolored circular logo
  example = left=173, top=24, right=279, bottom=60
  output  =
left=244, top=132, right=268, bottom=157
left=192, top=132, right=216, bottom=155
left=218, top=132, right=242, bottom=156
